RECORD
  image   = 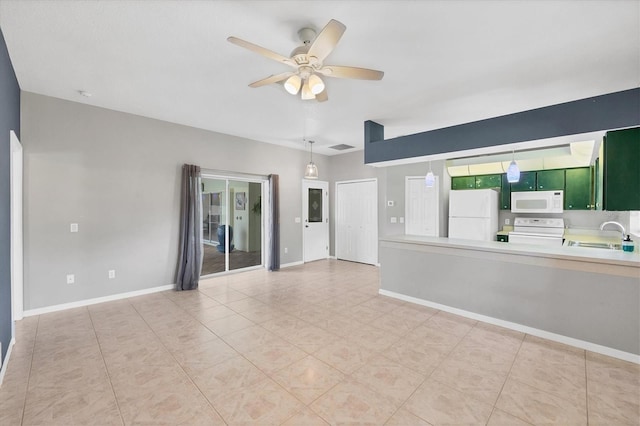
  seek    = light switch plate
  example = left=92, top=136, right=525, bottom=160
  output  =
left=294, top=217, right=301, bottom=223
left=66, top=274, right=75, bottom=284
left=390, top=217, right=397, bottom=223
left=70, top=223, right=78, bottom=232
left=399, top=217, right=405, bottom=223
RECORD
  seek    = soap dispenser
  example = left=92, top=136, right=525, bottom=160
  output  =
left=622, top=235, right=634, bottom=252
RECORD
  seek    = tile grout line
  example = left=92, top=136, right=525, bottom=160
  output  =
left=133, top=291, right=230, bottom=425
left=487, top=331, right=529, bottom=425
left=19, top=315, right=39, bottom=426
left=87, top=306, right=126, bottom=426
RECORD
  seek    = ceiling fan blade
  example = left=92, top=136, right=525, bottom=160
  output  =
left=307, top=19, right=346, bottom=63
left=227, top=36, right=297, bottom=68
left=249, top=72, right=295, bottom=88
left=315, top=89, right=328, bottom=102
left=317, top=65, right=384, bottom=80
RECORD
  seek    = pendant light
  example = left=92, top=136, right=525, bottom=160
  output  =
left=304, top=140, right=318, bottom=179
left=507, top=150, right=520, bottom=183
left=425, top=160, right=435, bottom=187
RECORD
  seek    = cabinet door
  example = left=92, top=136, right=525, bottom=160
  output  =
left=510, top=172, right=536, bottom=191
left=565, top=167, right=592, bottom=210
left=537, top=169, right=565, bottom=190
left=451, top=176, right=476, bottom=190
left=604, top=127, right=640, bottom=211
left=475, top=174, right=501, bottom=189
left=500, top=174, right=511, bottom=210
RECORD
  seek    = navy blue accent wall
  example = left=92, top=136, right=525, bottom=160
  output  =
left=0, top=28, right=20, bottom=364
left=365, top=88, right=640, bottom=164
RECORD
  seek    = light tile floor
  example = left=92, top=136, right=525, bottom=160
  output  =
left=1, top=260, right=638, bottom=425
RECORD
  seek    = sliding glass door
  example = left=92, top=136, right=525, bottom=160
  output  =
left=201, top=176, right=264, bottom=276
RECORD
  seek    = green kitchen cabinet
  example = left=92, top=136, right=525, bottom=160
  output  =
left=475, top=174, right=501, bottom=189
left=603, top=127, right=640, bottom=211
left=501, top=174, right=511, bottom=210
left=510, top=172, right=536, bottom=191
left=565, top=167, right=592, bottom=210
left=451, top=176, right=476, bottom=190
left=536, top=169, right=565, bottom=191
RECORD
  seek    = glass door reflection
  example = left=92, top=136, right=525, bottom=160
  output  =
left=201, top=177, right=263, bottom=276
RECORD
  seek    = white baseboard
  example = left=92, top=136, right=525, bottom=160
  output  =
left=280, top=261, right=304, bottom=269
left=23, top=284, right=175, bottom=317
left=379, top=289, right=640, bottom=365
left=0, top=337, right=16, bottom=388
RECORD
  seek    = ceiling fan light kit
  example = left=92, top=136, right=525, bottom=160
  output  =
left=228, top=19, right=384, bottom=102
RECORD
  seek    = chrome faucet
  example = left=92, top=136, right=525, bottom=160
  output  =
left=600, top=221, right=626, bottom=238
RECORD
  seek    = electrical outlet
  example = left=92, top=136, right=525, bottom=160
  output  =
left=284, top=247, right=288, bottom=254
left=399, top=217, right=405, bottom=224
left=66, top=274, right=75, bottom=284
left=108, top=270, right=116, bottom=279
left=505, top=219, right=510, bottom=225
left=294, top=217, right=301, bottom=223
left=387, top=201, right=395, bottom=207
left=70, top=223, right=78, bottom=232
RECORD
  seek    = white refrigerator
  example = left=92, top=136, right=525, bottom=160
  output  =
left=448, top=189, right=499, bottom=241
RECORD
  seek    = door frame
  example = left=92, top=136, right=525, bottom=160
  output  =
left=10, top=131, right=23, bottom=324
left=302, top=179, right=329, bottom=263
left=335, top=178, right=378, bottom=265
left=200, top=172, right=269, bottom=276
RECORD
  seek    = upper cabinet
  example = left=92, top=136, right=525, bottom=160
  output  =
left=510, top=172, right=536, bottom=192
left=603, top=127, right=640, bottom=211
left=451, top=176, right=476, bottom=190
left=537, top=169, right=565, bottom=191
left=475, top=174, right=502, bottom=189
left=565, top=167, right=592, bottom=210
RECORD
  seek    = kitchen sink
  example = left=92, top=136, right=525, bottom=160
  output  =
left=566, top=240, right=621, bottom=250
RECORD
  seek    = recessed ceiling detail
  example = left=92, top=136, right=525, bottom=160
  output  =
left=329, top=144, right=355, bottom=151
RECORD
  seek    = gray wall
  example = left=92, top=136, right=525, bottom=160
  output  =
left=380, top=240, right=640, bottom=355
left=21, top=92, right=329, bottom=310
left=326, top=151, right=451, bottom=256
left=0, top=28, right=20, bottom=364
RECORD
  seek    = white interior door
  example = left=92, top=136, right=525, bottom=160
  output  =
left=405, top=176, right=439, bottom=237
left=10, top=131, right=23, bottom=323
left=336, top=179, right=378, bottom=265
left=303, top=180, right=329, bottom=262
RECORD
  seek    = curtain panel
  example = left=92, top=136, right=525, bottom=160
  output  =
left=269, top=174, right=280, bottom=271
left=176, top=164, right=203, bottom=290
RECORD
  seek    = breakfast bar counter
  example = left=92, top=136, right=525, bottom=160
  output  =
left=378, top=235, right=640, bottom=361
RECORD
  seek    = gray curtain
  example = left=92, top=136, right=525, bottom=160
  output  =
left=268, top=174, right=280, bottom=271
left=176, top=164, right=203, bottom=290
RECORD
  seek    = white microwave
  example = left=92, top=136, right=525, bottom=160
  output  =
left=511, top=190, right=564, bottom=213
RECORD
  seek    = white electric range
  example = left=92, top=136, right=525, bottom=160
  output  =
left=508, top=217, right=565, bottom=246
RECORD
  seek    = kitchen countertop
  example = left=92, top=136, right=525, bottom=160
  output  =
left=381, top=234, right=640, bottom=268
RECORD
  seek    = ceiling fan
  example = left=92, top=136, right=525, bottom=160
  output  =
left=227, top=19, right=384, bottom=102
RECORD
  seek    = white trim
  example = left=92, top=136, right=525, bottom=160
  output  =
left=280, top=261, right=304, bottom=269
left=10, top=131, right=23, bottom=324
left=0, top=338, right=16, bottom=387
left=379, top=289, right=640, bottom=365
left=23, top=284, right=174, bottom=317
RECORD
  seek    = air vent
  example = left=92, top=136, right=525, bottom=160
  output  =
left=329, top=144, right=355, bottom=151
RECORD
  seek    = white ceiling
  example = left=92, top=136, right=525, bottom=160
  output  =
left=0, top=0, right=638, bottom=156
